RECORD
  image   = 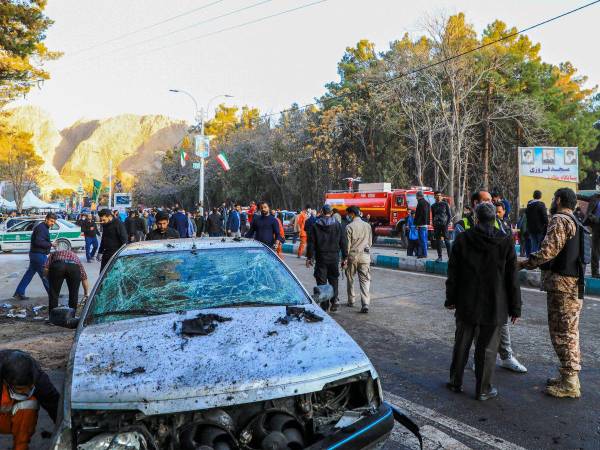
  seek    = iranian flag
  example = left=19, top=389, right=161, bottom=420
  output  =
left=180, top=150, right=189, bottom=167
left=216, top=152, right=230, bottom=171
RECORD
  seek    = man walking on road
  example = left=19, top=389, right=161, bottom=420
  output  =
left=227, top=204, right=242, bottom=238
left=98, top=209, right=128, bottom=271
left=455, top=190, right=527, bottom=373
left=431, top=191, right=452, bottom=262
left=169, top=207, right=190, bottom=238
left=414, top=191, right=430, bottom=258
left=519, top=188, right=585, bottom=398
left=343, top=206, right=372, bottom=313
left=246, top=202, right=284, bottom=250
left=13, top=213, right=56, bottom=300
left=306, top=205, right=347, bottom=312
left=78, top=213, right=99, bottom=263
left=146, top=211, right=180, bottom=240
left=446, top=202, right=521, bottom=401
left=296, top=206, right=309, bottom=258
left=526, top=190, right=548, bottom=255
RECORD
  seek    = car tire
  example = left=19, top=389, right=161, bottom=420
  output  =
left=55, top=239, right=71, bottom=251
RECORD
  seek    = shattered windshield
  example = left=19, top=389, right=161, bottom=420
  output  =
left=89, top=248, right=309, bottom=324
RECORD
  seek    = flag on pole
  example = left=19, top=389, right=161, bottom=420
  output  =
left=92, top=179, right=102, bottom=202
left=216, top=152, right=230, bottom=171
left=180, top=150, right=189, bottom=167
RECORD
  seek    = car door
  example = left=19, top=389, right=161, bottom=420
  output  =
left=2, top=221, right=37, bottom=251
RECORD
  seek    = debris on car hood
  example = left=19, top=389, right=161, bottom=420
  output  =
left=71, top=305, right=373, bottom=415
left=275, top=305, right=323, bottom=325
left=181, top=312, right=232, bottom=336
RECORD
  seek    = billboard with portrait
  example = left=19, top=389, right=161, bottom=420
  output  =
left=518, top=147, right=578, bottom=208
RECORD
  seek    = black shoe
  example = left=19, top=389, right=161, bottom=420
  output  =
left=346, top=303, right=355, bottom=307
left=446, top=383, right=463, bottom=393
left=330, top=303, right=339, bottom=312
left=436, top=257, right=443, bottom=263
left=12, top=294, right=29, bottom=301
left=477, top=387, right=498, bottom=401
left=360, top=306, right=369, bottom=314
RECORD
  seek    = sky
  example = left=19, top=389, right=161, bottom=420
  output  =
left=12, top=0, right=600, bottom=129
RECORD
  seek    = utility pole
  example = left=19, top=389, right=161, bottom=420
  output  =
left=169, top=90, right=233, bottom=211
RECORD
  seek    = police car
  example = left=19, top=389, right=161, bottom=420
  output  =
left=0, top=218, right=85, bottom=253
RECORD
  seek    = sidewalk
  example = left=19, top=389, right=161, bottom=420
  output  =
left=281, top=241, right=600, bottom=297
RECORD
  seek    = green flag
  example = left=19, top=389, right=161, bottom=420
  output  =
left=92, top=179, right=102, bottom=202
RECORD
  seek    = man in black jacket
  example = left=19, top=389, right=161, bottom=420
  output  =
left=78, top=213, right=100, bottom=263
left=445, top=202, right=521, bottom=401
left=98, top=209, right=128, bottom=271
left=146, top=211, right=180, bottom=240
left=206, top=208, right=224, bottom=237
left=306, top=205, right=347, bottom=312
left=431, top=191, right=452, bottom=262
left=414, top=191, right=430, bottom=258
left=584, top=193, right=600, bottom=278
left=525, top=190, right=548, bottom=255
left=13, top=214, right=56, bottom=300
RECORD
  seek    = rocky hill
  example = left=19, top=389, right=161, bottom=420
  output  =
left=5, top=106, right=188, bottom=195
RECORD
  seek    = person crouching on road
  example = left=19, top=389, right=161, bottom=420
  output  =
left=44, top=249, right=90, bottom=311
left=445, top=202, right=521, bottom=401
left=146, top=211, right=180, bottom=240
left=518, top=188, right=584, bottom=398
left=97, top=209, right=128, bottom=271
left=343, top=206, right=372, bottom=313
left=245, top=202, right=284, bottom=251
left=306, top=205, right=347, bottom=312
left=0, top=350, right=60, bottom=450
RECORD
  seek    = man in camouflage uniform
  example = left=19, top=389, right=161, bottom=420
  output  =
left=519, top=188, right=583, bottom=398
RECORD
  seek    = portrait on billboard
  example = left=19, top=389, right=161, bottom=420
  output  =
left=542, top=148, right=555, bottom=164
left=564, top=148, right=577, bottom=165
left=521, top=148, right=534, bottom=164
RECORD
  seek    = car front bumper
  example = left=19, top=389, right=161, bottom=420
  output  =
left=306, top=403, right=394, bottom=450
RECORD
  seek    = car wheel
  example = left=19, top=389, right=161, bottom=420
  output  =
left=55, top=239, right=71, bottom=251
left=395, top=222, right=408, bottom=248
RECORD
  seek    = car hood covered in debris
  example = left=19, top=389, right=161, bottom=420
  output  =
left=70, top=304, right=375, bottom=415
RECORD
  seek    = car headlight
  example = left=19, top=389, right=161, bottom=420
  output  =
left=77, top=431, right=147, bottom=450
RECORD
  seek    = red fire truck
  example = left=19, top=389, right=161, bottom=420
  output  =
left=325, top=183, right=449, bottom=240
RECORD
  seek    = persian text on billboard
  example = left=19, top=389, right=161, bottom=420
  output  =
left=518, top=147, right=578, bottom=183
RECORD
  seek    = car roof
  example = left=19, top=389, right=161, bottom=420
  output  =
left=119, top=237, right=265, bottom=256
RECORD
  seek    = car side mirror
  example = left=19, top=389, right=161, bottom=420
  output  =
left=313, top=285, right=334, bottom=303
left=49, top=306, right=79, bottom=329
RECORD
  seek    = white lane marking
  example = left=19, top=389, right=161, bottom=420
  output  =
left=385, top=391, right=527, bottom=450
left=371, top=265, right=600, bottom=303
left=390, top=424, right=471, bottom=449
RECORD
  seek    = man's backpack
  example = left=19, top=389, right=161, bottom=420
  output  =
left=562, top=213, right=591, bottom=266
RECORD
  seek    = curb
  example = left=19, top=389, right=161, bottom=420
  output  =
left=282, top=242, right=600, bottom=297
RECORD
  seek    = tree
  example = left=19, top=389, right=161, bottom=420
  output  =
left=0, top=125, right=43, bottom=211
left=0, top=0, right=61, bottom=107
left=50, top=188, right=74, bottom=201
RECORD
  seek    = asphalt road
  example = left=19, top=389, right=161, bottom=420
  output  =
left=1, top=251, right=599, bottom=449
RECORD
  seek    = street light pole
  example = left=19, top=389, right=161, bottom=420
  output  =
left=169, top=90, right=233, bottom=211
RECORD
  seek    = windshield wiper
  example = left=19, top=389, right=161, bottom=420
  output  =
left=92, top=308, right=164, bottom=318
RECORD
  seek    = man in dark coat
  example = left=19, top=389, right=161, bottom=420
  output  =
left=414, top=191, right=430, bottom=258
left=306, top=205, right=347, bottom=312
left=206, top=208, right=224, bottom=237
left=445, top=202, right=521, bottom=401
left=431, top=191, right=452, bottom=262
left=245, top=202, right=284, bottom=249
left=526, top=190, right=548, bottom=255
left=146, top=211, right=180, bottom=240
left=78, top=213, right=100, bottom=262
left=98, top=209, right=128, bottom=271
left=584, top=193, right=600, bottom=278
left=169, top=207, right=190, bottom=238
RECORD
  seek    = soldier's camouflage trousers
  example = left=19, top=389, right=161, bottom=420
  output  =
left=547, top=291, right=583, bottom=375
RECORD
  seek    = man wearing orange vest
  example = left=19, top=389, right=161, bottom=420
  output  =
left=0, top=350, right=60, bottom=450
left=271, top=210, right=286, bottom=257
left=297, top=206, right=310, bottom=258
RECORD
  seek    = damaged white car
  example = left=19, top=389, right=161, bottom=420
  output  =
left=51, top=238, right=420, bottom=450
